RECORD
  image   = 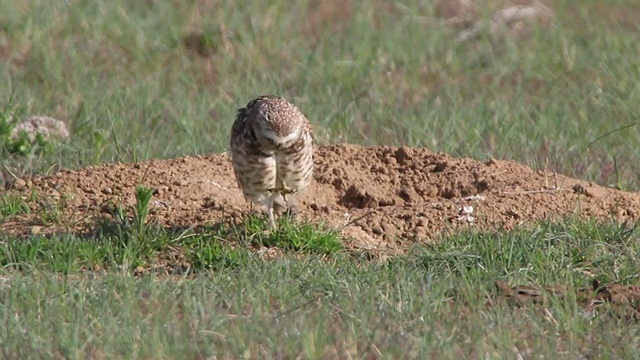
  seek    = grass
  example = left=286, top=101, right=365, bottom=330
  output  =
left=2, top=0, right=640, bottom=358
left=1, top=0, right=639, bottom=187
left=0, top=186, right=344, bottom=274
left=0, top=193, right=30, bottom=218
left=1, top=220, right=640, bottom=358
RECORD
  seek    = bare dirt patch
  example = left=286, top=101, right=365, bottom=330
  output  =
left=3, top=144, right=640, bottom=253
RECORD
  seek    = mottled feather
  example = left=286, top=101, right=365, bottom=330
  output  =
left=230, top=95, right=314, bottom=227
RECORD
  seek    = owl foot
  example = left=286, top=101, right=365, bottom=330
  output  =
left=283, top=203, right=299, bottom=219
left=268, top=181, right=298, bottom=204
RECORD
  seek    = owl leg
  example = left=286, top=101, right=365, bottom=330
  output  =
left=266, top=203, right=277, bottom=229
left=266, top=181, right=297, bottom=228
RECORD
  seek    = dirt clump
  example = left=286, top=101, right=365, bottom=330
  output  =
left=495, top=279, right=640, bottom=320
left=3, top=144, right=640, bottom=253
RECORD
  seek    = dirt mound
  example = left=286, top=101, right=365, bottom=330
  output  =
left=3, top=144, right=640, bottom=253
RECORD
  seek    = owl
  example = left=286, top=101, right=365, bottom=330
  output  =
left=230, top=95, right=314, bottom=228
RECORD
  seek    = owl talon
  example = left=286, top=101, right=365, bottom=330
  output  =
left=268, top=182, right=298, bottom=203
left=284, top=204, right=299, bottom=218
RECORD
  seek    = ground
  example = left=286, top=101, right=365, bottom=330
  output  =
left=4, top=144, right=640, bottom=256
left=3, top=1, right=640, bottom=356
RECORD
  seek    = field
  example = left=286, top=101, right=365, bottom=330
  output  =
left=2, top=0, right=640, bottom=358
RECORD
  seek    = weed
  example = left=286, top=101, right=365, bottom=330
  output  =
left=183, top=233, right=248, bottom=271
left=232, top=214, right=344, bottom=254
left=133, top=185, right=154, bottom=237
left=0, top=193, right=31, bottom=218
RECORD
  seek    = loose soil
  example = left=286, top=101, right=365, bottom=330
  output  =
left=3, top=144, right=640, bottom=254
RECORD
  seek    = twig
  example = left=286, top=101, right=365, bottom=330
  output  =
left=502, top=188, right=565, bottom=195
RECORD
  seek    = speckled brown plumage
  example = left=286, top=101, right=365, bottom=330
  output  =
left=230, top=95, right=314, bottom=227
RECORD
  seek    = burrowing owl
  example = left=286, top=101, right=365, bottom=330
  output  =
left=230, top=95, right=314, bottom=228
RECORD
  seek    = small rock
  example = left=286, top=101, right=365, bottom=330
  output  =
left=435, top=0, right=478, bottom=28
left=394, top=147, right=412, bottom=165
left=455, top=1, right=553, bottom=43
left=432, top=162, right=447, bottom=173
left=10, top=116, right=70, bottom=142
left=12, top=178, right=27, bottom=190
left=573, top=183, right=606, bottom=198
left=375, top=165, right=389, bottom=174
